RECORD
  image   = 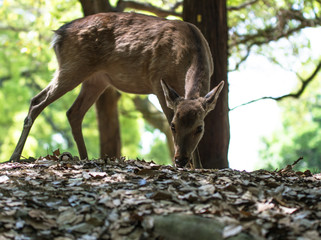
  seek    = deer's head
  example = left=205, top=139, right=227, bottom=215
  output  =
left=161, top=80, right=224, bottom=168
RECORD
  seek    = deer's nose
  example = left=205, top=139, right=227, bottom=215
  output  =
left=175, top=156, right=189, bottom=168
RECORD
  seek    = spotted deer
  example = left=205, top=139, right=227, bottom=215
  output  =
left=10, top=12, right=224, bottom=168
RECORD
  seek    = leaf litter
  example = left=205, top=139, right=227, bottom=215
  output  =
left=0, top=151, right=320, bottom=240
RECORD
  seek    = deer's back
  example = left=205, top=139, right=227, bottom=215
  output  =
left=53, top=12, right=212, bottom=95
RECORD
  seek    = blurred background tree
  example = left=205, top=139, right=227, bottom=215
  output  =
left=1, top=0, right=321, bottom=171
left=227, top=0, right=321, bottom=172
left=0, top=0, right=176, bottom=164
left=259, top=74, right=321, bottom=172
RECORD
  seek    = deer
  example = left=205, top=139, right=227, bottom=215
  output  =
left=10, top=12, right=224, bottom=168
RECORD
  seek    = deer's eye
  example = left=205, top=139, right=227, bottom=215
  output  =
left=171, top=123, right=176, bottom=133
left=195, top=125, right=203, bottom=134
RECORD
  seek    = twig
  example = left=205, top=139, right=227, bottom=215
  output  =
left=292, top=156, right=304, bottom=167
left=116, top=0, right=181, bottom=18
left=279, top=156, right=304, bottom=173
left=230, top=59, right=321, bottom=110
left=229, top=6, right=321, bottom=71
left=228, top=0, right=258, bottom=11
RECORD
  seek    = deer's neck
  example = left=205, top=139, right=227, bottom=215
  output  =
left=184, top=24, right=213, bottom=100
left=185, top=54, right=212, bottom=100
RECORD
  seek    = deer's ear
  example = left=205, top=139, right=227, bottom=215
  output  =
left=161, top=80, right=180, bottom=109
left=203, top=81, right=224, bottom=113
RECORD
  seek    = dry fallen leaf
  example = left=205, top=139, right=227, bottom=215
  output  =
left=223, top=225, right=243, bottom=238
left=0, top=156, right=320, bottom=239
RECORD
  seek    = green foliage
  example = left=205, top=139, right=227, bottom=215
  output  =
left=145, top=137, right=171, bottom=165
left=227, top=0, right=319, bottom=70
left=259, top=71, right=321, bottom=172
left=119, top=94, right=143, bottom=159
left=0, top=0, right=144, bottom=162
left=142, top=123, right=171, bottom=165
left=2, top=0, right=321, bottom=168
left=227, top=0, right=321, bottom=172
left=0, top=0, right=169, bottom=163
left=0, top=0, right=83, bottom=161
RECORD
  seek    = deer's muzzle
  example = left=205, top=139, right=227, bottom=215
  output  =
left=174, top=156, right=189, bottom=168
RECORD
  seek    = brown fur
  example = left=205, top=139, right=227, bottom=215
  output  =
left=174, top=100, right=204, bottom=128
left=10, top=12, right=221, bottom=169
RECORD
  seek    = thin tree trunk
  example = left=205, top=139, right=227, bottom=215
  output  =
left=96, top=88, right=121, bottom=158
left=183, top=0, right=230, bottom=169
left=79, top=0, right=113, bottom=15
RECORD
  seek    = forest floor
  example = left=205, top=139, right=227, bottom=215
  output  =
left=0, top=152, right=320, bottom=240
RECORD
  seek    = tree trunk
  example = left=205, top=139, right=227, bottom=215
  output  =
left=183, top=0, right=229, bottom=169
left=79, top=0, right=122, bottom=158
left=96, top=87, right=121, bottom=158
left=79, top=0, right=113, bottom=15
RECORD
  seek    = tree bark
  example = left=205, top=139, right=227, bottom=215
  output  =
left=96, top=87, right=121, bottom=158
left=79, top=0, right=113, bottom=15
left=183, top=0, right=230, bottom=169
left=79, top=0, right=122, bottom=158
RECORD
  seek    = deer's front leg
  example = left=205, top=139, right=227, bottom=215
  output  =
left=67, top=75, right=109, bottom=160
left=192, top=147, right=203, bottom=169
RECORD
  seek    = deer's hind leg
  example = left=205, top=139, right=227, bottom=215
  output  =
left=10, top=68, right=93, bottom=161
left=66, top=73, right=109, bottom=160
